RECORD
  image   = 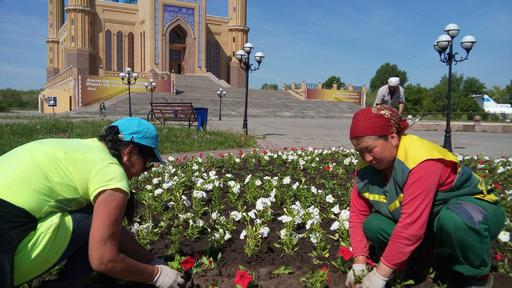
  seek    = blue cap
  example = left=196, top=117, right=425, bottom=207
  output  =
left=110, top=117, right=163, bottom=163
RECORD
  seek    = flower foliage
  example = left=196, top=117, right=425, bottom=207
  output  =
left=130, top=149, right=512, bottom=279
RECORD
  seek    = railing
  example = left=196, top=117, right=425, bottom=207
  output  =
left=45, top=66, right=74, bottom=88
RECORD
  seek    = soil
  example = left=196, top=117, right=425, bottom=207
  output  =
left=37, top=216, right=511, bottom=288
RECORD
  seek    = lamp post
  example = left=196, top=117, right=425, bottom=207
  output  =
left=145, top=78, right=157, bottom=121
left=235, top=42, right=265, bottom=135
left=217, top=87, right=227, bottom=121
left=434, top=23, right=476, bottom=152
left=119, top=67, right=138, bottom=117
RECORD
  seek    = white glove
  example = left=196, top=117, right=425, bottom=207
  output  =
left=151, top=265, right=185, bottom=288
left=345, top=263, right=368, bottom=288
left=150, top=258, right=168, bottom=265
left=360, top=269, right=388, bottom=288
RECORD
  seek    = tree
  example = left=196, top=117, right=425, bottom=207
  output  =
left=402, top=83, right=431, bottom=116
left=260, top=83, right=278, bottom=90
left=322, top=75, right=345, bottom=90
left=369, top=63, right=408, bottom=92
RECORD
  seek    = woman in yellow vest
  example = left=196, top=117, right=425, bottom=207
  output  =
left=0, top=117, right=183, bottom=288
left=344, top=106, right=504, bottom=288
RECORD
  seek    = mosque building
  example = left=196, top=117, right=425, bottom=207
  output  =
left=43, top=0, right=248, bottom=112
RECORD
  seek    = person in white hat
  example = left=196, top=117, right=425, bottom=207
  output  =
left=373, top=77, right=405, bottom=114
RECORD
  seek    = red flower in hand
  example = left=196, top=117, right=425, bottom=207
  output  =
left=338, top=246, right=353, bottom=261
left=180, top=256, right=196, bottom=272
left=234, top=269, right=253, bottom=288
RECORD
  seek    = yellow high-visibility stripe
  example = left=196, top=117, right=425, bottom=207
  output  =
left=388, top=194, right=403, bottom=212
left=361, top=192, right=387, bottom=203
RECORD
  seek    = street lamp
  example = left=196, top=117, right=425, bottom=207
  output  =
left=235, top=42, right=265, bottom=135
left=217, top=87, right=227, bottom=121
left=145, top=79, right=157, bottom=121
left=434, top=23, right=476, bottom=152
left=119, top=67, right=138, bottom=117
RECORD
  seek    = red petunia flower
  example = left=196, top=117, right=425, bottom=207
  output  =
left=494, top=252, right=505, bottom=261
left=338, top=246, right=353, bottom=261
left=234, top=269, right=253, bottom=288
left=493, top=183, right=502, bottom=190
left=324, top=165, right=332, bottom=172
left=320, top=266, right=330, bottom=283
left=199, top=152, right=204, bottom=158
left=180, top=256, right=196, bottom=272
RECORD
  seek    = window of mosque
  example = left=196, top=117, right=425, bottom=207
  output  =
left=105, top=30, right=112, bottom=71
left=116, top=31, right=123, bottom=71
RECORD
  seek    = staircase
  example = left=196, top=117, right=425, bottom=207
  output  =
left=70, top=74, right=361, bottom=118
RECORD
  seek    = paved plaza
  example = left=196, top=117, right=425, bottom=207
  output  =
left=207, top=117, right=512, bottom=158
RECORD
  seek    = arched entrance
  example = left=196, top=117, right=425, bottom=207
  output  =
left=164, top=19, right=195, bottom=74
left=169, top=26, right=186, bottom=74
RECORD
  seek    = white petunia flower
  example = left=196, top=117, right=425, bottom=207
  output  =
left=330, top=221, right=340, bottom=231
left=278, top=215, right=293, bottom=223
left=230, top=211, right=242, bottom=221
left=224, top=231, right=232, bottom=241
left=195, top=219, right=204, bottom=227
left=211, top=211, right=218, bottom=220
left=245, top=175, right=252, bottom=184
left=259, top=226, right=270, bottom=238
left=283, top=176, right=291, bottom=185
left=292, top=182, right=299, bottom=190
left=343, top=221, right=349, bottom=229
left=311, top=186, right=318, bottom=194
left=225, top=173, right=233, bottom=178
left=340, top=209, right=350, bottom=221
left=240, top=229, right=247, bottom=240
left=255, top=179, right=262, bottom=186
left=152, top=178, right=161, bottom=185
left=498, top=231, right=510, bottom=242
left=193, top=190, right=207, bottom=199
left=331, top=204, right=341, bottom=214
left=325, top=194, right=334, bottom=203
left=255, top=197, right=271, bottom=211
left=154, top=188, right=164, bottom=196
left=209, top=170, right=216, bottom=178
left=248, top=210, right=257, bottom=219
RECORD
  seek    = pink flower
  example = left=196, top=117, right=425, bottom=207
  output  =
left=494, top=252, right=505, bottom=261
left=234, top=269, right=253, bottom=288
left=338, top=246, right=353, bottom=261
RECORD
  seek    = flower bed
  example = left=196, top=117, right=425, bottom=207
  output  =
left=102, top=149, right=512, bottom=287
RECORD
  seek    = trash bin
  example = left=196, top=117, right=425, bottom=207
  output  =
left=194, top=107, right=208, bottom=131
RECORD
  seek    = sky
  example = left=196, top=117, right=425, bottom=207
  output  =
left=0, top=0, right=511, bottom=90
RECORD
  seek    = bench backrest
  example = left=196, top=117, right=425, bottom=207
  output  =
left=151, top=102, right=195, bottom=120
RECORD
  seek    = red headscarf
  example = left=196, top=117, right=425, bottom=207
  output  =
left=350, top=105, right=409, bottom=138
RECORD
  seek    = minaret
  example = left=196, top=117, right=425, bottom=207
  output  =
left=64, top=0, right=95, bottom=74
left=228, top=0, right=249, bottom=88
left=47, top=0, right=64, bottom=80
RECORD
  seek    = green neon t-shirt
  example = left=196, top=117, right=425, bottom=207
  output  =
left=0, top=138, right=130, bottom=218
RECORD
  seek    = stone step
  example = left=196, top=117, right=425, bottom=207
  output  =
left=71, top=74, right=361, bottom=118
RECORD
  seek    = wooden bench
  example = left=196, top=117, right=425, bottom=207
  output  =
left=147, top=102, right=197, bottom=127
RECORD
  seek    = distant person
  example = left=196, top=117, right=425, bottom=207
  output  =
left=344, top=106, right=504, bottom=288
left=99, top=101, right=107, bottom=117
left=374, top=77, right=405, bottom=115
left=0, top=117, right=184, bottom=288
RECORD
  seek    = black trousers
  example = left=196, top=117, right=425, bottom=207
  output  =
left=0, top=198, right=37, bottom=288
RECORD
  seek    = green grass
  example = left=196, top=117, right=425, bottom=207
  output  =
left=0, top=117, right=256, bottom=156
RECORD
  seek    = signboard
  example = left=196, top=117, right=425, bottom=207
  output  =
left=80, top=75, right=174, bottom=106
left=47, top=96, right=57, bottom=107
left=306, top=89, right=363, bottom=105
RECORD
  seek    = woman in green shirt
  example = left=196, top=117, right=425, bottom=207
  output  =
left=0, top=117, right=183, bottom=288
